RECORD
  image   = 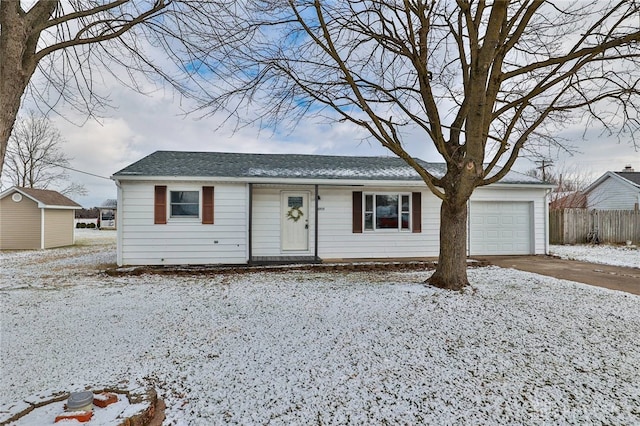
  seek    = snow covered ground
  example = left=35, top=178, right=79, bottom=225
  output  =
left=550, top=244, right=639, bottom=268
left=1, top=230, right=639, bottom=425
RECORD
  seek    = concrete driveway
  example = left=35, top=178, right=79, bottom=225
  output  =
left=478, top=255, right=640, bottom=296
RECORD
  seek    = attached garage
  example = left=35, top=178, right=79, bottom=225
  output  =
left=469, top=201, right=533, bottom=255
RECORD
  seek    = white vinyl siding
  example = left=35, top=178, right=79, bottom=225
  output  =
left=317, top=186, right=439, bottom=260
left=469, top=187, right=548, bottom=255
left=118, top=181, right=247, bottom=266
left=586, top=176, right=640, bottom=210
left=117, top=180, right=549, bottom=265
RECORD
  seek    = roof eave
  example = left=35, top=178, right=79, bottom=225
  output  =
left=112, top=174, right=549, bottom=188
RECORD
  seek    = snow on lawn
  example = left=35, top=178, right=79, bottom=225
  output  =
left=1, top=232, right=640, bottom=425
left=550, top=244, right=640, bottom=268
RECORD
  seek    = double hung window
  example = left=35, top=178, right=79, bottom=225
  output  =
left=170, top=191, right=199, bottom=218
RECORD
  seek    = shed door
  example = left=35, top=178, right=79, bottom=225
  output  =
left=469, top=201, right=532, bottom=255
left=281, top=192, right=309, bottom=251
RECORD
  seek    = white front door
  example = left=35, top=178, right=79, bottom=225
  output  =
left=281, top=192, right=309, bottom=251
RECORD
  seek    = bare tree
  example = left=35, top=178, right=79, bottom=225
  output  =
left=527, top=163, right=596, bottom=209
left=196, top=0, right=640, bottom=289
left=3, top=111, right=86, bottom=196
left=0, top=0, right=235, bottom=178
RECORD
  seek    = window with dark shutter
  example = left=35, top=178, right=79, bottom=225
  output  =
left=202, top=186, right=214, bottom=224
left=352, top=191, right=363, bottom=233
left=412, top=192, right=422, bottom=233
left=154, top=185, right=167, bottom=224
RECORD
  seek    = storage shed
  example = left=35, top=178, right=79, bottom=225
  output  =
left=0, top=187, right=81, bottom=250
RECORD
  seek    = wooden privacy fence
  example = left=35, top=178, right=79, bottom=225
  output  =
left=550, top=209, right=640, bottom=244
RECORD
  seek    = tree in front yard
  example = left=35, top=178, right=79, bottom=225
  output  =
left=192, top=1, right=640, bottom=289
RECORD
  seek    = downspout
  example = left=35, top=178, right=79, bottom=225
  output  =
left=544, top=188, right=552, bottom=255
left=40, top=207, right=45, bottom=249
left=314, top=184, right=319, bottom=262
left=114, top=178, right=123, bottom=266
left=248, top=183, right=253, bottom=264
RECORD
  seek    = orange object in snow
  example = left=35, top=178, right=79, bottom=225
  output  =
left=55, top=410, right=93, bottom=423
left=93, top=392, right=118, bottom=408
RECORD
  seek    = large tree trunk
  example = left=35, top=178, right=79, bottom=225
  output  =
left=0, top=77, right=27, bottom=180
left=428, top=199, right=470, bottom=290
left=0, top=1, right=55, bottom=179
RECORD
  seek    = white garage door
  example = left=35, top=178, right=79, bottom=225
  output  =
left=469, top=201, right=532, bottom=255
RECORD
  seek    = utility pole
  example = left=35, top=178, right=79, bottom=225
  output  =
left=535, top=159, right=554, bottom=182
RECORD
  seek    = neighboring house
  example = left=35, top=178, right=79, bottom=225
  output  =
left=549, top=191, right=587, bottom=209
left=111, top=151, right=552, bottom=267
left=583, top=166, right=640, bottom=210
left=98, top=199, right=117, bottom=230
left=0, top=187, right=81, bottom=250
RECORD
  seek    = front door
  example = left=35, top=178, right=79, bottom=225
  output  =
left=281, top=192, right=309, bottom=251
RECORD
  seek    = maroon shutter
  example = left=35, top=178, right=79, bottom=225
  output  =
left=202, top=186, right=214, bottom=224
left=352, top=191, right=363, bottom=233
left=412, top=192, right=422, bottom=233
left=154, top=186, right=167, bottom=224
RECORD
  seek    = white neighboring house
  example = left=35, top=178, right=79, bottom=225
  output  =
left=111, top=151, right=552, bottom=267
left=583, top=166, right=640, bottom=210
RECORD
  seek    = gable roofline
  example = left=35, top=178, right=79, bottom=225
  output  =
left=0, top=186, right=82, bottom=209
left=112, top=150, right=549, bottom=186
left=584, top=171, right=640, bottom=195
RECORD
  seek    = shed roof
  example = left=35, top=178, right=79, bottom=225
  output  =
left=1, top=187, right=81, bottom=208
left=113, top=151, right=544, bottom=185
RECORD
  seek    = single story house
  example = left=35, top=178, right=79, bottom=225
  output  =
left=0, top=186, right=81, bottom=250
left=98, top=199, right=117, bottom=230
left=111, top=151, right=552, bottom=267
left=583, top=166, right=640, bottom=210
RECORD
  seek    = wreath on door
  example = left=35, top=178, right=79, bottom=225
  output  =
left=286, top=206, right=304, bottom=222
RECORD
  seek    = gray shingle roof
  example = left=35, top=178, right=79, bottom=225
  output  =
left=113, top=151, right=543, bottom=184
left=615, top=172, right=640, bottom=187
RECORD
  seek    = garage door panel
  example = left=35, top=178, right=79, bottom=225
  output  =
left=469, top=201, right=532, bottom=255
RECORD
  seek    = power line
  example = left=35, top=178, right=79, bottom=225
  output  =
left=43, top=161, right=111, bottom=180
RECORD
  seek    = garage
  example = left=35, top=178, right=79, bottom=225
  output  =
left=469, top=201, right=533, bottom=255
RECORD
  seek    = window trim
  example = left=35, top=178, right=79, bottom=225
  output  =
left=363, top=192, right=412, bottom=232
